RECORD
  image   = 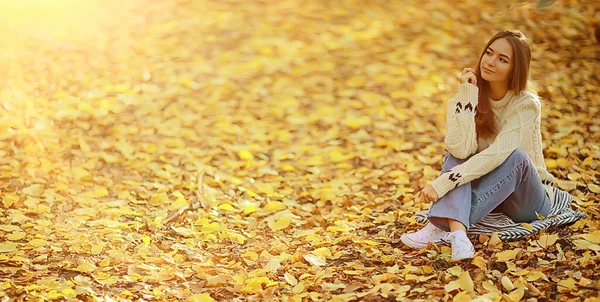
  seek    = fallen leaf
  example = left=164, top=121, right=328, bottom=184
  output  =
left=284, top=272, right=298, bottom=286
left=303, top=254, right=326, bottom=267
left=0, top=242, right=17, bottom=253
left=538, top=234, right=559, bottom=248
left=495, top=249, right=520, bottom=262
left=268, top=217, right=291, bottom=231
left=501, top=276, right=515, bottom=291
left=188, top=293, right=215, bottom=302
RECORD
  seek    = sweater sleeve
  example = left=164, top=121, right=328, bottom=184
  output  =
left=431, top=95, right=540, bottom=199
left=444, top=83, right=479, bottom=159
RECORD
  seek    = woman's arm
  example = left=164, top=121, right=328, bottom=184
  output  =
left=432, top=94, right=540, bottom=199
left=444, top=83, right=479, bottom=159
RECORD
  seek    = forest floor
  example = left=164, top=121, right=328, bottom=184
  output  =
left=0, top=0, right=599, bottom=301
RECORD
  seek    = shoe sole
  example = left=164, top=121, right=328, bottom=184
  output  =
left=400, top=235, right=444, bottom=249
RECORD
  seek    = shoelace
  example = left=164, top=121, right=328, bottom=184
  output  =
left=441, top=232, right=453, bottom=244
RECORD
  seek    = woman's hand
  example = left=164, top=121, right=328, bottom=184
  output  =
left=460, top=68, right=477, bottom=86
left=418, top=184, right=439, bottom=203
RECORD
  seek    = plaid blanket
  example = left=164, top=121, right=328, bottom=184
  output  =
left=415, top=186, right=586, bottom=240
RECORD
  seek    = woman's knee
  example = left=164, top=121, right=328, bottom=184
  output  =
left=507, top=148, right=530, bottom=165
left=510, top=148, right=527, bottom=158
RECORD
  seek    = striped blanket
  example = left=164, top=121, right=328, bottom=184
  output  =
left=415, top=186, right=586, bottom=240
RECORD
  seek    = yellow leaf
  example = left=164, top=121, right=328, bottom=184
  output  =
left=241, top=277, right=270, bottom=294
left=240, top=201, right=258, bottom=215
left=218, top=203, right=235, bottom=212
left=99, top=259, right=110, bottom=267
left=489, top=232, right=502, bottom=246
left=263, top=258, right=281, bottom=272
left=90, top=244, right=103, bottom=255
left=359, top=239, right=379, bottom=246
left=526, top=271, right=548, bottom=282
left=241, top=251, right=259, bottom=261
left=263, top=201, right=286, bottom=212
left=495, top=249, right=520, bottom=262
left=79, top=137, right=92, bottom=153
left=501, top=276, right=515, bottom=291
left=582, top=157, right=594, bottom=167
left=149, top=192, right=169, bottom=207
left=71, top=167, right=91, bottom=180
left=284, top=272, right=298, bottom=286
left=268, top=217, right=291, bottom=231
left=588, top=183, right=600, bottom=193
left=470, top=256, right=486, bottom=269
left=142, top=236, right=151, bottom=246
left=557, top=277, right=576, bottom=292
left=28, top=239, right=47, bottom=248
left=319, top=188, right=336, bottom=202
left=520, top=223, right=533, bottom=231
left=7, top=232, right=26, bottom=241
left=171, top=197, right=190, bottom=210
left=576, top=230, right=600, bottom=244
left=453, top=291, right=471, bottom=302
left=447, top=265, right=462, bottom=277
left=482, top=280, right=498, bottom=292
left=303, top=254, right=326, bottom=266
left=506, top=289, right=525, bottom=302
left=22, top=184, right=43, bottom=196
left=188, top=293, right=214, bottom=302
left=545, top=159, right=557, bottom=169
left=74, top=262, right=96, bottom=273
left=444, top=271, right=473, bottom=293
left=281, top=164, right=295, bottom=171
left=292, top=281, right=306, bottom=294
left=61, top=288, right=77, bottom=298
left=227, top=232, right=246, bottom=244
left=457, top=271, right=474, bottom=292
left=93, top=188, right=109, bottom=198
left=2, top=193, right=18, bottom=208
left=328, top=150, right=351, bottom=162
left=0, top=242, right=17, bottom=253
left=386, top=264, right=400, bottom=274
left=538, top=234, right=558, bottom=248
left=556, top=157, right=568, bottom=168
left=239, top=150, right=254, bottom=160
left=312, top=247, right=332, bottom=257
left=572, top=239, right=600, bottom=251
left=47, top=290, right=63, bottom=300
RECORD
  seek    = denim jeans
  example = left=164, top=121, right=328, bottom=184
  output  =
left=427, top=148, right=552, bottom=231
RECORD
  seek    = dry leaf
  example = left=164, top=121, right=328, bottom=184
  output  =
left=495, top=249, right=520, bottom=262
left=501, top=276, right=515, bottom=291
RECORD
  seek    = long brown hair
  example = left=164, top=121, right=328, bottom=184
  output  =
left=474, top=30, right=532, bottom=140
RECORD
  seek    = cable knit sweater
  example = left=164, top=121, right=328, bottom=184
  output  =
left=431, top=83, right=556, bottom=200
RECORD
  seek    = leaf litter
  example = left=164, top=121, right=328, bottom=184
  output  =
left=0, top=0, right=599, bottom=301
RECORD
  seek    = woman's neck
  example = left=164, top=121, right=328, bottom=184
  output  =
left=489, top=81, right=509, bottom=101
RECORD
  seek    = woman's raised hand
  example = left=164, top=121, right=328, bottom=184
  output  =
left=460, top=68, right=477, bottom=86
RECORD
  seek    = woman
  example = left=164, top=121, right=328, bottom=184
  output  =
left=400, top=30, right=556, bottom=261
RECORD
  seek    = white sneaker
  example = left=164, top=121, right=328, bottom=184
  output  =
left=400, top=223, right=449, bottom=249
left=445, top=230, right=475, bottom=261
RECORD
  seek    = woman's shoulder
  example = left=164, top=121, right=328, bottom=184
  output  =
left=511, top=89, right=542, bottom=109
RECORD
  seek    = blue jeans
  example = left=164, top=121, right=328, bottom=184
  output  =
left=428, top=148, right=552, bottom=231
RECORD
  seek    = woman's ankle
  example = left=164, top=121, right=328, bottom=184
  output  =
left=448, top=219, right=467, bottom=233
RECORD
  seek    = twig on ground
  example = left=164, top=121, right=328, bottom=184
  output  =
left=162, top=172, right=207, bottom=226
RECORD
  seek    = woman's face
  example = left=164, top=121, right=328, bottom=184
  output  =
left=480, top=38, right=514, bottom=84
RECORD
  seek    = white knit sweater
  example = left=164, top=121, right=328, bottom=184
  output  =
left=431, top=83, right=556, bottom=200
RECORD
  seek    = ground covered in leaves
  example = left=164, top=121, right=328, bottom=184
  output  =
left=0, top=0, right=599, bottom=301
